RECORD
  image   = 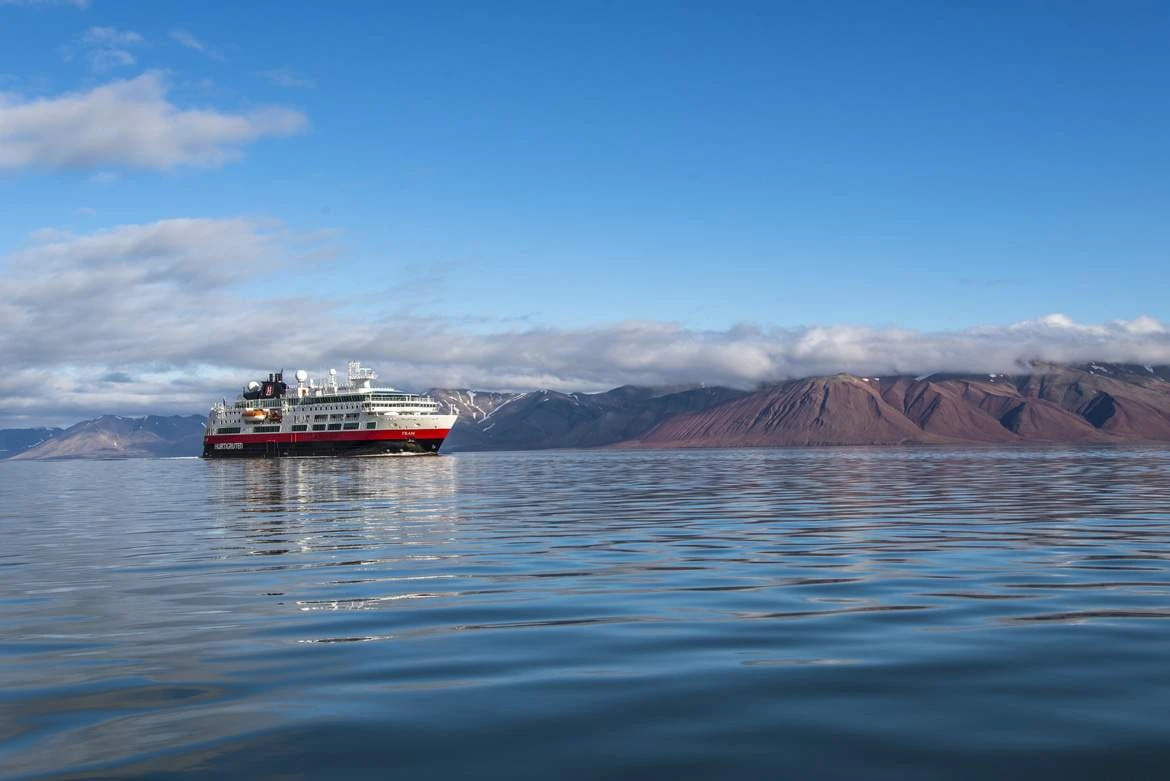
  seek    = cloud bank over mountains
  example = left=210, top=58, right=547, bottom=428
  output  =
left=0, top=72, right=305, bottom=170
left=3, top=218, right=1170, bottom=425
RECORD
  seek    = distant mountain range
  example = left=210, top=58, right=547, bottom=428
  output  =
left=432, top=385, right=748, bottom=451
left=4, top=363, right=1170, bottom=460
left=2, top=415, right=207, bottom=460
left=627, top=363, right=1170, bottom=448
left=437, top=363, right=1170, bottom=450
left=0, top=427, right=62, bottom=459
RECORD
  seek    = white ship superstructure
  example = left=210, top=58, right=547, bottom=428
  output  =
left=203, top=362, right=457, bottom=457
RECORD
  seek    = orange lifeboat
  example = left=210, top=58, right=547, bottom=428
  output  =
left=242, top=409, right=268, bottom=423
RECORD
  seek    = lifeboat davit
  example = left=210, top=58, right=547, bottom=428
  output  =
left=242, top=409, right=268, bottom=423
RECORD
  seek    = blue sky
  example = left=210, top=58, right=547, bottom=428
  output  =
left=1, top=1, right=1169, bottom=422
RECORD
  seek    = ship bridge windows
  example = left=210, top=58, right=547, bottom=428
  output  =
left=295, top=394, right=367, bottom=405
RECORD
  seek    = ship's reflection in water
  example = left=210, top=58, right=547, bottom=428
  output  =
left=210, top=453, right=459, bottom=520
left=209, top=456, right=463, bottom=619
left=4, top=448, right=1170, bottom=779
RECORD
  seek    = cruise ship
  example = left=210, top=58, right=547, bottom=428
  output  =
left=202, top=362, right=457, bottom=458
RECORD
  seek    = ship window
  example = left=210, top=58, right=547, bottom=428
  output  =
left=253, top=425, right=281, bottom=433
left=366, top=422, right=376, bottom=429
left=216, top=426, right=241, bottom=434
left=291, top=424, right=308, bottom=432
left=314, top=414, right=327, bottom=421
left=343, top=422, right=359, bottom=430
left=312, top=424, right=326, bottom=431
left=345, top=413, right=359, bottom=420
left=327, top=423, right=342, bottom=431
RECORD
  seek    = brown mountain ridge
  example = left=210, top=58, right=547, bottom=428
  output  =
left=626, top=363, right=1170, bottom=448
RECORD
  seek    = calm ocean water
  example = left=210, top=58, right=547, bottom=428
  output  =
left=3, top=448, right=1170, bottom=780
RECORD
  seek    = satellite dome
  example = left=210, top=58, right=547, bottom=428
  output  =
left=247, top=381, right=261, bottom=391
left=295, top=369, right=308, bottom=383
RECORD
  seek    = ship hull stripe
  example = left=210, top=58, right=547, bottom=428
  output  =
left=203, top=428, right=450, bottom=445
left=202, top=438, right=446, bottom=458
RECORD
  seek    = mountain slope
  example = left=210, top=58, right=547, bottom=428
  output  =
left=878, top=377, right=1020, bottom=442
left=1011, top=363, right=1170, bottom=440
left=429, top=389, right=526, bottom=424
left=10, top=415, right=207, bottom=460
left=630, top=376, right=941, bottom=447
left=0, top=428, right=63, bottom=459
left=630, top=364, right=1170, bottom=448
left=436, top=385, right=748, bottom=451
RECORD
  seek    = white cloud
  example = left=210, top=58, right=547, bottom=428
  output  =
left=60, top=26, right=144, bottom=72
left=87, top=47, right=136, bottom=72
left=259, top=68, right=315, bottom=88
left=0, top=72, right=307, bottom=171
left=170, top=29, right=224, bottom=61
left=84, top=26, right=142, bottom=46
left=169, top=29, right=202, bottom=50
left=3, top=217, right=1170, bottom=426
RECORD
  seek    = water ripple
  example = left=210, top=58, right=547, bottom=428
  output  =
left=4, top=447, right=1170, bottom=779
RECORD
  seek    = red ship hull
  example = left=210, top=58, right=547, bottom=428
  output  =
left=202, top=428, right=451, bottom=458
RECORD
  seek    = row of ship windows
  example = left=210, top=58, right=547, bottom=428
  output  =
left=234, top=403, right=430, bottom=411
left=300, top=422, right=372, bottom=431
left=299, top=395, right=430, bottom=404
left=216, top=422, right=376, bottom=434
left=296, top=396, right=432, bottom=405
left=233, top=395, right=388, bottom=407
left=221, top=412, right=431, bottom=425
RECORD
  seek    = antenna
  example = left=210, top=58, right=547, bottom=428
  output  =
left=347, top=361, right=377, bottom=383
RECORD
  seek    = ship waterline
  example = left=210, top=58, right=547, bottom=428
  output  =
left=202, top=361, right=457, bottom=458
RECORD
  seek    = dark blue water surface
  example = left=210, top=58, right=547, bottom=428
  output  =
left=3, top=448, right=1170, bottom=779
